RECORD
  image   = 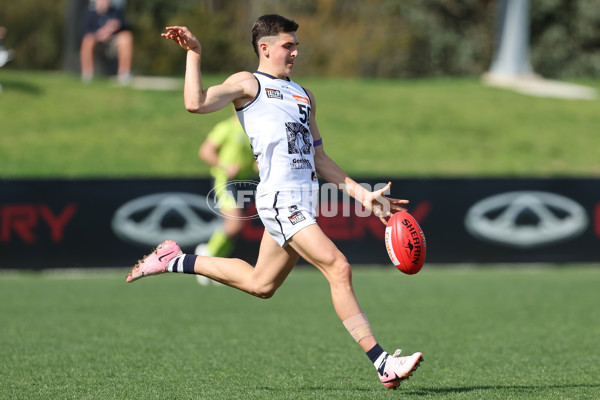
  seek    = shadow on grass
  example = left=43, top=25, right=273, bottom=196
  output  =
left=258, top=386, right=372, bottom=392
left=406, top=383, right=600, bottom=396
left=0, top=79, right=43, bottom=95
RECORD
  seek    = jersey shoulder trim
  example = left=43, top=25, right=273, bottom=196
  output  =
left=254, top=71, right=290, bottom=81
left=236, top=74, right=261, bottom=111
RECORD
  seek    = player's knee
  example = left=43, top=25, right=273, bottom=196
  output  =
left=250, top=281, right=278, bottom=299
left=326, top=255, right=353, bottom=287
left=336, top=259, right=353, bottom=284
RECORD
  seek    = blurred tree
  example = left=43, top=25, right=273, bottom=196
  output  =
left=531, top=0, right=600, bottom=77
left=1, top=0, right=598, bottom=78
left=1, top=0, right=67, bottom=70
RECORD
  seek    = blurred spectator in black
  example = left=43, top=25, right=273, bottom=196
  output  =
left=80, top=0, right=133, bottom=84
left=0, top=26, right=14, bottom=68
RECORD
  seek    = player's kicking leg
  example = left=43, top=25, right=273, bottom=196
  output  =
left=288, top=224, right=423, bottom=390
left=127, top=231, right=298, bottom=299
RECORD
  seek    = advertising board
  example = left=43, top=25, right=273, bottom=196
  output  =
left=1, top=178, right=598, bottom=268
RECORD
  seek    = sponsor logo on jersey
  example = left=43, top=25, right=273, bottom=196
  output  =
left=288, top=211, right=306, bottom=225
left=291, top=158, right=313, bottom=170
left=293, top=95, right=310, bottom=104
left=266, top=88, right=283, bottom=100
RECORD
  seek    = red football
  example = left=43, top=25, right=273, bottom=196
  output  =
left=385, top=211, right=427, bottom=274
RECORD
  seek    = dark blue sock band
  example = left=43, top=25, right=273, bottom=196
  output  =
left=182, top=254, right=197, bottom=274
left=366, top=343, right=384, bottom=364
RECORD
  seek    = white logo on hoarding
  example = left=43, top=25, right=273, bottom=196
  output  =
left=206, top=180, right=260, bottom=220
left=465, top=191, right=588, bottom=248
left=112, top=193, right=222, bottom=247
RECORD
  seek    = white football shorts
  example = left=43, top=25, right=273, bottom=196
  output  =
left=255, top=188, right=319, bottom=247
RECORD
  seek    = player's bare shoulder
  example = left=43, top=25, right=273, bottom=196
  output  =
left=225, top=71, right=259, bottom=109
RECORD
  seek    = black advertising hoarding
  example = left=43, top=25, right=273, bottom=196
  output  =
left=1, top=178, right=599, bottom=269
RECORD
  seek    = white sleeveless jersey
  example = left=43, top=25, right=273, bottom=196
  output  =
left=236, top=72, right=319, bottom=197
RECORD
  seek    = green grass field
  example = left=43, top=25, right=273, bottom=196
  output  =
left=1, top=70, right=599, bottom=178
left=2, top=71, right=599, bottom=399
left=1, top=267, right=599, bottom=399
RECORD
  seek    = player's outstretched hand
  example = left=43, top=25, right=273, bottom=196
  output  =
left=161, top=26, right=200, bottom=51
left=364, top=181, right=409, bottom=225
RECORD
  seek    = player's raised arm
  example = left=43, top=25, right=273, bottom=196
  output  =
left=161, top=26, right=254, bottom=114
left=161, top=26, right=200, bottom=50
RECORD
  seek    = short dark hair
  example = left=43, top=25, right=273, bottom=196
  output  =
left=251, top=14, right=299, bottom=56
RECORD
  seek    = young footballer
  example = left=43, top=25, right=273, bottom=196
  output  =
left=127, top=14, right=422, bottom=389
